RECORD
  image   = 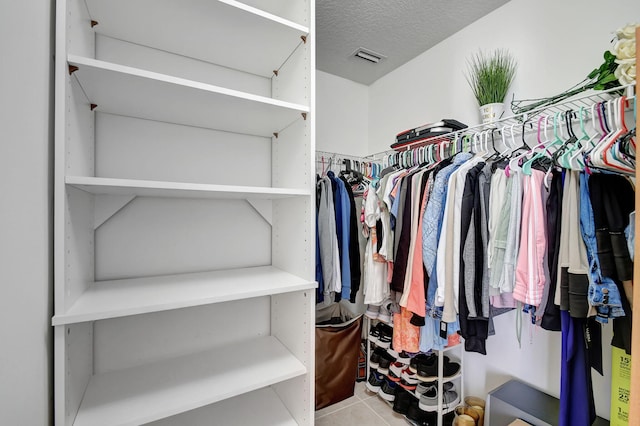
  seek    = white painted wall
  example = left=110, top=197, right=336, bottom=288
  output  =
left=316, top=70, right=369, bottom=156
left=368, top=0, right=638, bottom=154
left=363, top=0, right=638, bottom=418
left=0, top=1, right=53, bottom=424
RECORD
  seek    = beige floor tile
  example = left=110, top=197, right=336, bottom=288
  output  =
left=315, top=401, right=389, bottom=426
left=315, top=395, right=360, bottom=419
left=354, top=380, right=376, bottom=400
left=362, top=394, right=409, bottom=425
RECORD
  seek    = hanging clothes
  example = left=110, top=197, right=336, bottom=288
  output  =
left=340, top=175, right=362, bottom=303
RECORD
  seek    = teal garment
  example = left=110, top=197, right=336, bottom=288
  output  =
left=489, top=175, right=514, bottom=292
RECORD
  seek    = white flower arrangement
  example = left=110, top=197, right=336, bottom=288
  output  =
left=512, top=23, right=638, bottom=115
left=612, top=23, right=637, bottom=86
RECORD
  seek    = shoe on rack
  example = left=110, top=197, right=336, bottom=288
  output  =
left=369, top=347, right=387, bottom=369
left=418, top=385, right=460, bottom=413
left=397, top=351, right=412, bottom=365
left=368, top=323, right=382, bottom=345
left=377, top=352, right=396, bottom=375
left=386, top=346, right=399, bottom=359
left=392, top=388, right=417, bottom=415
left=365, top=304, right=381, bottom=320
left=443, top=358, right=461, bottom=379
left=366, top=369, right=385, bottom=393
left=416, top=356, right=438, bottom=382
left=377, top=298, right=394, bottom=323
left=415, top=381, right=435, bottom=397
left=406, top=402, right=435, bottom=426
left=409, top=353, right=436, bottom=373
left=389, top=362, right=406, bottom=380
left=376, top=323, right=393, bottom=349
left=378, top=378, right=399, bottom=401
left=399, top=369, right=420, bottom=391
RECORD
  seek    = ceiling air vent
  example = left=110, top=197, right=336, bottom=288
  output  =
left=352, top=47, right=386, bottom=64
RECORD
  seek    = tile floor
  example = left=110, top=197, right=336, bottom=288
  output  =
left=315, top=381, right=410, bottom=426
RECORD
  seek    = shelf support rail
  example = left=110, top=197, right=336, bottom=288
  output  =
left=247, top=199, right=273, bottom=226
left=94, top=195, right=136, bottom=230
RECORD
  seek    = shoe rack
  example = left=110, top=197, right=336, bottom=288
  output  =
left=365, top=317, right=464, bottom=426
left=53, top=0, right=315, bottom=424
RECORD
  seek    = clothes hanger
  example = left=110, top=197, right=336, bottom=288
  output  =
left=551, top=110, right=576, bottom=169
left=601, top=96, right=634, bottom=173
left=563, top=106, right=589, bottom=170
left=521, top=114, right=557, bottom=175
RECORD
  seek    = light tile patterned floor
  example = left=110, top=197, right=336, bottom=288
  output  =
left=315, top=381, right=410, bottom=426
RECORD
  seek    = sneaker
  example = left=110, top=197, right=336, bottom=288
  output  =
left=409, top=353, right=435, bottom=373
left=378, top=378, right=398, bottom=401
left=366, top=369, right=385, bottom=393
left=443, top=359, right=461, bottom=379
left=418, top=386, right=460, bottom=413
left=392, top=388, right=417, bottom=415
left=416, top=356, right=438, bottom=382
left=406, top=402, right=434, bottom=425
left=365, top=304, right=380, bottom=320
left=377, top=352, right=396, bottom=375
left=369, top=347, right=386, bottom=368
left=389, top=361, right=406, bottom=378
left=397, top=351, right=412, bottom=365
left=415, top=381, right=435, bottom=397
left=377, top=298, right=393, bottom=323
left=376, top=323, right=393, bottom=349
left=415, top=381, right=453, bottom=398
left=399, top=369, right=419, bottom=391
left=386, top=346, right=399, bottom=359
left=368, top=324, right=381, bottom=345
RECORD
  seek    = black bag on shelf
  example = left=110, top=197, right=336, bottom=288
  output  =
left=392, top=119, right=467, bottom=150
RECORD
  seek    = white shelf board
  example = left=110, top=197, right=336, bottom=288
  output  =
left=73, top=336, right=306, bottom=426
left=66, top=176, right=310, bottom=200
left=52, top=266, right=316, bottom=325
left=68, top=55, right=309, bottom=136
left=148, top=386, right=299, bottom=426
left=84, top=0, right=308, bottom=77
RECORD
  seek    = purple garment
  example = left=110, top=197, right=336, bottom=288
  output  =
left=559, top=311, right=595, bottom=426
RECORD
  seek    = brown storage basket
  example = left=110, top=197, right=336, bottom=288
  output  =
left=315, top=303, right=363, bottom=410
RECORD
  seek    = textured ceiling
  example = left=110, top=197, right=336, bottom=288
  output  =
left=316, top=0, right=510, bottom=85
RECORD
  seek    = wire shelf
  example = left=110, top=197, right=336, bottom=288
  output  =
left=368, top=84, right=636, bottom=160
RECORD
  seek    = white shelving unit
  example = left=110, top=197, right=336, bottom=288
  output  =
left=65, top=176, right=310, bottom=199
left=74, top=336, right=305, bottom=426
left=53, top=266, right=315, bottom=325
left=54, top=0, right=315, bottom=424
left=67, top=55, right=309, bottom=137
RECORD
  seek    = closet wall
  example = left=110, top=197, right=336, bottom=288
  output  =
left=368, top=0, right=638, bottom=154
left=317, top=70, right=369, bottom=156
left=0, top=1, right=53, bottom=424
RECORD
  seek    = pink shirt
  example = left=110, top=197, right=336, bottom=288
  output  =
left=513, top=169, right=549, bottom=306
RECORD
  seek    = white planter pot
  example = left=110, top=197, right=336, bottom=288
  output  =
left=479, top=102, right=505, bottom=125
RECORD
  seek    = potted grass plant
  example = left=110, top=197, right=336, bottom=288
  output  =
left=465, top=49, right=517, bottom=125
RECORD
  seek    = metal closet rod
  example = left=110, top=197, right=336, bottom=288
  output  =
left=366, top=84, right=636, bottom=160
left=315, top=150, right=381, bottom=163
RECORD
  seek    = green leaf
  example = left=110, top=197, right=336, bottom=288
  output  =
left=604, top=50, right=615, bottom=62
left=599, top=74, right=618, bottom=84
left=587, top=68, right=599, bottom=79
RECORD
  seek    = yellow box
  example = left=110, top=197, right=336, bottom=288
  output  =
left=610, top=346, right=632, bottom=425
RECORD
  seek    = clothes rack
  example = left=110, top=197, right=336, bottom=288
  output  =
left=367, top=84, right=636, bottom=162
